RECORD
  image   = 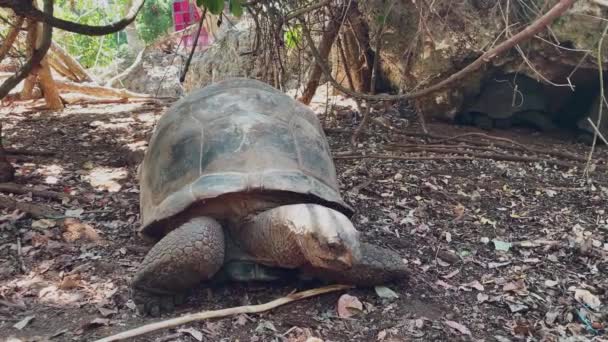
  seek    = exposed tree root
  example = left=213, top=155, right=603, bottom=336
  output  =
left=54, top=80, right=153, bottom=99
left=93, top=285, right=352, bottom=342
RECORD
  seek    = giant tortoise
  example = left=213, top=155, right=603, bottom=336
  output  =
left=132, top=78, right=408, bottom=315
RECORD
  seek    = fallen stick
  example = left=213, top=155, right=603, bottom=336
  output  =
left=403, top=131, right=588, bottom=163
left=93, top=284, right=351, bottom=342
left=0, top=182, right=72, bottom=202
left=383, top=145, right=576, bottom=168
left=334, top=152, right=577, bottom=169
left=0, top=194, right=60, bottom=219
left=54, top=80, right=153, bottom=99
left=334, top=153, right=475, bottom=161
left=5, top=148, right=55, bottom=156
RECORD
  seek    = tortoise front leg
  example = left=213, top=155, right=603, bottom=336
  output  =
left=130, top=216, right=225, bottom=316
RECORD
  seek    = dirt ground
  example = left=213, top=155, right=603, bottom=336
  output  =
left=1, top=96, right=608, bottom=342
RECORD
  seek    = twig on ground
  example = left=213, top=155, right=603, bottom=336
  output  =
left=387, top=143, right=496, bottom=153
left=402, top=131, right=588, bottom=163
left=0, top=182, right=75, bottom=202
left=5, top=148, right=54, bottom=156
left=0, top=194, right=60, bottom=219
left=16, top=236, right=26, bottom=273
left=94, top=285, right=352, bottom=342
left=334, top=151, right=577, bottom=169
left=334, top=153, right=475, bottom=161
left=431, top=132, right=531, bottom=152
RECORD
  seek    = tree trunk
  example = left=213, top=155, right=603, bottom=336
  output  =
left=332, top=3, right=373, bottom=94
left=20, top=17, right=38, bottom=100
left=0, top=122, right=15, bottom=183
left=298, top=10, right=342, bottom=105
left=0, top=14, right=24, bottom=63
left=49, top=42, right=94, bottom=82
left=47, top=53, right=80, bottom=81
left=38, top=57, right=64, bottom=110
left=342, top=4, right=374, bottom=93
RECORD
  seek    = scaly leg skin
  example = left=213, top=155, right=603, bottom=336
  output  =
left=130, top=217, right=225, bottom=316
left=302, top=242, right=409, bottom=286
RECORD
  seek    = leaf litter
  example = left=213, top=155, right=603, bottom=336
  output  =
left=2, top=95, right=608, bottom=341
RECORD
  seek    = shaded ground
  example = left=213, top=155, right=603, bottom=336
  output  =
left=1, top=95, right=608, bottom=342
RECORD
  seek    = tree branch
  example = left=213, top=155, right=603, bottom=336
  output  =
left=0, top=0, right=53, bottom=100
left=0, top=14, right=24, bottom=63
left=0, top=0, right=144, bottom=36
left=299, top=0, right=577, bottom=102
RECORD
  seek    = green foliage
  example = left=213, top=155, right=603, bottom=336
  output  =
left=284, top=25, right=302, bottom=49
left=229, top=0, right=243, bottom=17
left=53, top=0, right=129, bottom=68
left=197, top=0, right=243, bottom=16
left=135, top=0, right=173, bottom=43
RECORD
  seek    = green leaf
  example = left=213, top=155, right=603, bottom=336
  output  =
left=283, top=25, right=302, bottom=49
left=229, top=0, right=243, bottom=17
left=199, top=0, right=225, bottom=15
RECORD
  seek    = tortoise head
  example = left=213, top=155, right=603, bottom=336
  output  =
left=291, top=204, right=362, bottom=271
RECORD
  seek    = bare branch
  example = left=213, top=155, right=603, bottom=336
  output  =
left=0, top=0, right=144, bottom=36
left=299, top=0, right=577, bottom=102
left=0, top=0, right=53, bottom=100
left=0, top=14, right=24, bottom=63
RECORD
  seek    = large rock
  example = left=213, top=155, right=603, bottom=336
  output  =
left=106, top=45, right=185, bottom=98
left=182, top=17, right=260, bottom=92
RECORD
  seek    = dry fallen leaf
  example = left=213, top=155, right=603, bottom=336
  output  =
left=574, top=289, right=601, bottom=309
left=443, top=320, right=471, bottom=336
left=337, top=294, right=363, bottom=318
left=477, top=293, right=489, bottom=303
left=13, top=316, right=35, bottom=330
left=81, top=318, right=110, bottom=331
left=178, top=327, right=203, bottom=341
left=503, top=280, right=526, bottom=293
left=544, top=280, right=558, bottom=288
left=452, top=203, right=465, bottom=221
left=235, top=314, right=249, bottom=326
left=59, top=274, right=81, bottom=290
left=62, top=218, right=101, bottom=243
left=462, top=280, right=484, bottom=291
left=374, top=286, right=399, bottom=299
left=31, top=219, right=56, bottom=229
left=98, top=307, right=118, bottom=317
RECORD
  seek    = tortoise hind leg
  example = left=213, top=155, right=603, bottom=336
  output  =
left=131, top=217, right=225, bottom=316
